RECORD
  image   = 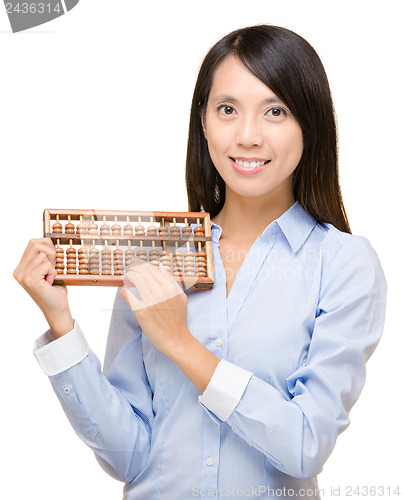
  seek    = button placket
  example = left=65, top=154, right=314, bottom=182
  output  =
left=215, top=337, right=223, bottom=348
left=227, top=231, right=278, bottom=333
left=210, top=240, right=228, bottom=357
left=200, top=413, right=220, bottom=494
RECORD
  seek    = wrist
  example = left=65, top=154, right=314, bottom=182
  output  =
left=44, top=308, right=74, bottom=339
left=167, top=333, right=220, bottom=393
left=163, top=326, right=194, bottom=360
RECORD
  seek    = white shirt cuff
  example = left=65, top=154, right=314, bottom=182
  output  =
left=198, top=359, right=252, bottom=421
left=33, top=320, right=89, bottom=376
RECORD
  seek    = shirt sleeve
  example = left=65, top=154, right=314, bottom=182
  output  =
left=198, top=360, right=252, bottom=421
left=33, top=321, right=89, bottom=376
left=33, top=290, right=154, bottom=483
left=199, top=236, right=387, bottom=480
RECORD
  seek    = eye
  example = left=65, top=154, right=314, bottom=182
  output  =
left=266, top=107, right=287, bottom=118
left=217, top=105, right=236, bottom=116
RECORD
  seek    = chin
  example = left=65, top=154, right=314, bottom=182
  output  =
left=233, top=187, right=274, bottom=198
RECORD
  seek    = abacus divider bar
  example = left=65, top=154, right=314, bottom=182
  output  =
left=44, top=235, right=211, bottom=247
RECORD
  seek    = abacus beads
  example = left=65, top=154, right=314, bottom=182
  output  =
left=173, top=242, right=184, bottom=277
left=112, top=217, right=121, bottom=236
left=183, top=243, right=195, bottom=277
left=65, top=215, right=75, bottom=234
left=88, top=244, right=100, bottom=275
left=136, top=240, right=147, bottom=262
left=48, top=214, right=206, bottom=239
left=158, top=217, right=169, bottom=238
left=100, top=216, right=111, bottom=236
left=147, top=217, right=158, bottom=237
left=101, top=242, right=112, bottom=275
left=125, top=241, right=135, bottom=266
left=135, top=217, right=145, bottom=237
left=53, top=243, right=208, bottom=277
left=113, top=242, right=124, bottom=275
left=52, top=215, right=62, bottom=233
left=182, top=218, right=192, bottom=238
left=149, top=241, right=159, bottom=266
left=78, top=242, right=89, bottom=275
left=194, top=218, right=205, bottom=237
left=55, top=240, right=64, bottom=274
left=88, top=216, right=98, bottom=235
left=66, top=240, right=77, bottom=274
left=124, top=217, right=134, bottom=236
left=77, top=215, right=88, bottom=235
left=196, top=242, right=207, bottom=277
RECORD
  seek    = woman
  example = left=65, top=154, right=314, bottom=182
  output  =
left=14, top=25, right=386, bottom=499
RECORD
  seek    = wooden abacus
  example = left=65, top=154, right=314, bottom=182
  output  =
left=43, top=209, right=214, bottom=289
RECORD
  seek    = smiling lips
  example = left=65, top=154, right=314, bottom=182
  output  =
left=230, top=157, right=271, bottom=175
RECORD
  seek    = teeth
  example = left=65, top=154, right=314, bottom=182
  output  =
left=234, top=159, right=267, bottom=168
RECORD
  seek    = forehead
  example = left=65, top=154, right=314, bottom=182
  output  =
left=209, top=55, right=281, bottom=103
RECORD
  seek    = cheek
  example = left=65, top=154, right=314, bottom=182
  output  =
left=292, top=131, right=304, bottom=162
left=205, top=122, right=229, bottom=157
left=275, top=127, right=304, bottom=165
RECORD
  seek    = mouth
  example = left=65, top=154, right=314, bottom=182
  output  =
left=229, top=157, right=271, bottom=174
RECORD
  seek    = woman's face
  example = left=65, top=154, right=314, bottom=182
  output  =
left=203, top=55, right=303, bottom=204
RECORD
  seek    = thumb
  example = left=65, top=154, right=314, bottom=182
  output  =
left=120, top=285, right=143, bottom=311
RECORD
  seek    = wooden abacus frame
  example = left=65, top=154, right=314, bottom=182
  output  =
left=43, top=209, right=214, bottom=289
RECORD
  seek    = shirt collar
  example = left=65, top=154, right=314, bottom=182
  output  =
left=210, top=201, right=317, bottom=252
left=266, top=201, right=317, bottom=253
left=211, top=220, right=222, bottom=243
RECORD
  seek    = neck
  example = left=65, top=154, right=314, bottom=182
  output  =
left=212, top=189, right=295, bottom=244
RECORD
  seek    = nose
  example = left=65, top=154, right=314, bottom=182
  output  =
left=236, top=115, right=264, bottom=148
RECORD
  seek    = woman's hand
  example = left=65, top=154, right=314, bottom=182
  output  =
left=13, top=238, right=74, bottom=338
left=120, top=259, right=191, bottom=357
left=121, top=258, right=220, bottom=393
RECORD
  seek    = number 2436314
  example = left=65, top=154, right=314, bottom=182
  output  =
left=5, top=3, right=62, bottom=14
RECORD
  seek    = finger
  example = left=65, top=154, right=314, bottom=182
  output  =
left=129, top=258, right=179, bottom=292
left=181, top=274, right=199, bottom=290
left=124, top=268, right=155, bottom=298
left=44, top=263, right=57, bottom=285
left=158, top=263, right=186, bottom=293
left=127, top=258, right=165, bottom=285
left=34, top=258, right=57, bottom=286
left=26, top=251, right=55, bottom=275
left=19, top=238, right=54, bottom=262
left=126, top=261, right=163, bottom=292
left=120, top=285, right=144, bottom=311
left=125, top=266, right=182, bottom=307
left=20, top=255, right=55, bottom=290
left=143, top=263, right=184, bottom=297
left=16, top=240, right=56, bottom=276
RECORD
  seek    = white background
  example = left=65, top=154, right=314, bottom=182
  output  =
left=1, top=0, right=401, bottom=498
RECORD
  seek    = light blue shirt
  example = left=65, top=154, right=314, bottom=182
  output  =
left=34, top=201, right=387, bottom=499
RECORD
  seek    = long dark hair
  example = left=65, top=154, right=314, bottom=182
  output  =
left=185, top=25, right=351, bottom=233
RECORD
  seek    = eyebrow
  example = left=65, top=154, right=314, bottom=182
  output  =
left=211, top=94, right=286, bottom=106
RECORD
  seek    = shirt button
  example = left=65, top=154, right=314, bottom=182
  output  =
left=63, top=386, right=71, bottom=394
left=206, top=456, right=214, bottom=466
left=215, top=337, right=223, bottom=347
